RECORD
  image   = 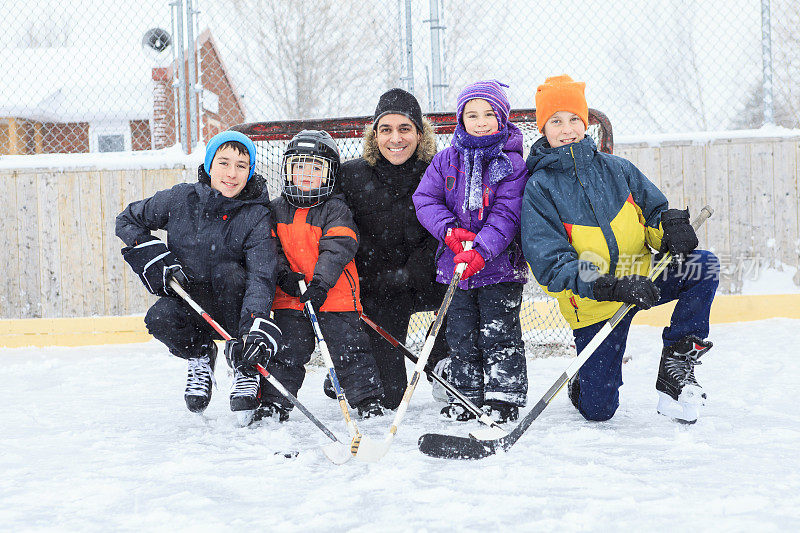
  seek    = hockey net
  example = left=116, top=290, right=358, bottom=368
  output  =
left=234, top=108, right=614, bottom=358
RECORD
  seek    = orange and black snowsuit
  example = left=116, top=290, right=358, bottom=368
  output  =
left=262, top=193, right=383, bottom=411
left=271, top=194, right=362, bottom=312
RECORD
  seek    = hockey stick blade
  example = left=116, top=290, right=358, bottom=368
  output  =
left=418, top=433, right=500, bottom=460
left=322, top=441, right=355, bottom=464
left=352, top=434, right=392, bottom=463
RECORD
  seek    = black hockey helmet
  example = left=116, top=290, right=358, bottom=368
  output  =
left=281, top=130, right=340, bottom=208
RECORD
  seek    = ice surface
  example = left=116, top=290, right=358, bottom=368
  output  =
left=2, top=319, right=800, bottom=530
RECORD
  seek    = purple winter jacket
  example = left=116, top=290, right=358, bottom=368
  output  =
left=413, top=124, right=528, bottom=289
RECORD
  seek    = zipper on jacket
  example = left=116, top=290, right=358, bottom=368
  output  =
left=343, top=269, right=359, bottom=311
left=569, top=295, right=580, bottom=323
left=478, top=186, right=489, bottom=220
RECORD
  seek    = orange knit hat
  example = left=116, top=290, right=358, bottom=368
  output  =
left=535, top=74, right=588, bottom=132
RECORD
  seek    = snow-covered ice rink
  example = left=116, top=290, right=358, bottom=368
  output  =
left=3, top=319, right=799, bottom=531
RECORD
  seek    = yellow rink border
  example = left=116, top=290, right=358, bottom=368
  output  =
left=1, top=294, right=799, bottom=348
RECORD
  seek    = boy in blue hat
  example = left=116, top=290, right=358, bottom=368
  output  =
left=117, top=131, right=281, bottom=419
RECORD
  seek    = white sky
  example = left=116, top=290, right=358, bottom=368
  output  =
left=0, top=0, right=776, bottom=135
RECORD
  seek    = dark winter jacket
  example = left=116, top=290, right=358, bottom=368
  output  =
left=521, top=135, right=668, bottom=328
left=338, top=118, right=440, bottom=301
left=413, top=123, right=528, bottom=289
left=116, top=165, right=277, bottom=336
left=270, top=193, right=362, bottom=313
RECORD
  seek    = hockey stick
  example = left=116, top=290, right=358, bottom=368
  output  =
left=168, top=279, right=353, bottom=464
left=298, top=280, right=383, bottom=461
left=359, top=313, right=507, bottom=437
left=354, top=241, right=473, bottom=462
left=418, top=205, right=714, bottom=460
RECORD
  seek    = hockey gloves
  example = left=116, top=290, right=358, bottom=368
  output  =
left=453, top=249, right=485, bottom=280
left=444, top=227, right=477, bottom=254
left=299, top=279, right=329, bottom=309
left=277, top=270, right=305, bottom=297
left=593, top=273, right=660, bottom=310
left=660, top=208, right=699, bottom=260
left=121, top=235, right=188, bottom=297
left=229, top=317, right=282, bottom=377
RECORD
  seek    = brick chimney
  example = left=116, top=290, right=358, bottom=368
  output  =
left=151, top=67, right=171, bottom=149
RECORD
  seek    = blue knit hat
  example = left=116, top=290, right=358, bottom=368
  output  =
left=204, top=131, right=256, bottom=180
left=456, top=80, right=511, bottom=130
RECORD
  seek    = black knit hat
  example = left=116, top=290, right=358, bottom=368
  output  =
left=372, top=88, right=424, bottom=132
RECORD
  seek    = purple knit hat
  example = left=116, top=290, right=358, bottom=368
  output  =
left=456, top=80, right=511, bottom=130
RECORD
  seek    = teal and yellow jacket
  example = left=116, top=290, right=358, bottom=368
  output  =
left=521, top=136, right=668, bottom=328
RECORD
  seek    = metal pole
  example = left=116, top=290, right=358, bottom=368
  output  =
left=169, top=2, right=180, bottom=148
left=171, top=0, right=188, bottom=153
left=403, top=0, right=414, bottom=93
left=186, top=0, right=199, bottom=149
left=427, top=0, right=444, bottom=111
left=761, top=0, right=774, bottom=125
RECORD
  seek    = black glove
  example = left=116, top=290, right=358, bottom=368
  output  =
left=277, top=270, right=305, bottom=297
left=230, top=317, right=282, bottom=377
left=592, top=273, right=660, bottom=310
left=121, top=235, right=188, bottom=296
left=299, top=280, right=329, bottom=310
left=660, top=208, right=699, bottom=258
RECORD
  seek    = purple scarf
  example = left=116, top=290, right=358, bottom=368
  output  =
left=451, top=124, right=513, bottom=213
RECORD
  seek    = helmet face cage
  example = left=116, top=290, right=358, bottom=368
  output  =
left=280, top=131, right=340, bottom=208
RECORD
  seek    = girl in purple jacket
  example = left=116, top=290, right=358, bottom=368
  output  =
left=413, top=80, right=528, bottom=423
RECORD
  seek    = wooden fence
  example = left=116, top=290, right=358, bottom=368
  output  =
left=0, top=167, right=193, bottom=319
left=615, top=135, right=800, bottom=293
left=1, top=134, right=798, bottom=319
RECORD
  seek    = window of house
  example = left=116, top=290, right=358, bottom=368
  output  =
left=98, top=134, right=125, bottom=152
left=90, top=121, right=131, bottom=153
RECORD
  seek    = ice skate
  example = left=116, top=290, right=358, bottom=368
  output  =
left=656, top=335, right=712, bottom=423
left=441, top=402, right=477, bottom=422
left=430, top=357, right=452, bottom=403
left=255, top=402, right=290, bottom=423
left=485, top=400, right=519, bottom=424
left=356, top=397, right=384, bottom=419
left=184, top=342, right=217, bottom=413
left=230, top=368, right=260, bottom=426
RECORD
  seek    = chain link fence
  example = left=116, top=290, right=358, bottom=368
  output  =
left=1, top=0, right=797, bottom=156
left=1, top=1, right=796, bottom=348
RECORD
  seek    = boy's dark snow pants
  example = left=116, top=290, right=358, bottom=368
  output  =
left=144, top=263, right=245, bottom=359
left=262, top=309, right=384, bottom=411
left=572, top=250, right=720, bottom=421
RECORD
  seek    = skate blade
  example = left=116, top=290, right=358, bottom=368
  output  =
left=353, top=434, right=392, bottom=463
left=235, top=409, right=256, bottom=427
left=321, top=442, right=354, bottom=465
left=657, top=391, right=699, bottom=423
left=469, top=425, right=508, bottom=441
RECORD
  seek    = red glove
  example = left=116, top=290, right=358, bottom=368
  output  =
left=453, top=249, right=485, bottom=279
left=444, top=228, right=477, bottom=254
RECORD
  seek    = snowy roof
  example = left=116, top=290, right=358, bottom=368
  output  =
left=0, top=45, right=156, bottom=123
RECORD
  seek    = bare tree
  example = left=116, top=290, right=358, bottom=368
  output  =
left=605, top=0, right=711, bottom=133
left=439, top=1, right=512, bottom=109
left=229, top=0, right=399, bottom=120
left=22, top=16, right=71, bottom=48
left=771, top=0, right=800, bottom=127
